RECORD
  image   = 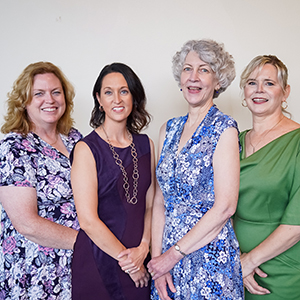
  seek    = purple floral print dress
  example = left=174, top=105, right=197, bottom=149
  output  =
left=0, top=128, right=82, bottom=300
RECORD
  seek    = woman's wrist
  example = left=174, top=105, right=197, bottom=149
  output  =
left=169, top=244, right=186, bottom=263
left=242, top=251, right=259, bottom=271
left=174, top=243, right=187, bottom=257
left=139, top=240, right=150, bottom=255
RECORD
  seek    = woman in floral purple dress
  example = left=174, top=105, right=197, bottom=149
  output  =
left=0, top=62, right=82, bottom=299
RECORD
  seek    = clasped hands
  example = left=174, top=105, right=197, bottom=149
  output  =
left=117, top=243, right=149, bottom=288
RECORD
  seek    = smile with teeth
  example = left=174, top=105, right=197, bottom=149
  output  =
left=113, top=107, right=124, bottom=112
left=188, top=87, right=202, bottom=90
left=252, top=98, right=268, bottom=103
left=42, top=107, right=57, bottom=112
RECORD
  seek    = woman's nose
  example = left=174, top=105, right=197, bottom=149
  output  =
left=189, top=70, right=199, bottom=81
left=114, top=93, right=122, bottom=103
left=256, top=82, right=264, bottom=92
left=45, top=92, right=55, bottom=102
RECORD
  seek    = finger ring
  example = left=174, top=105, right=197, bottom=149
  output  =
left=150, top=272, right=155, bottom=277
left=125, top=269, right=130, bottom=274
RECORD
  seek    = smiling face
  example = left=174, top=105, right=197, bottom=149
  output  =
left=26, top=73, right=66, bottom=131
left=96, top=72, right=133, bottom=124
left=244, top=64, right=290, bottom=117
left=180, top=51, right=220, bottom=109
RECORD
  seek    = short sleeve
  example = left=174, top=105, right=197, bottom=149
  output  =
left=0, top=133, right=37, bottom=188
left=281, top=148, right=300, bottom=225
left=220, top=114, right=239, bottom=134
left=211, top=113, right=240, bottom=152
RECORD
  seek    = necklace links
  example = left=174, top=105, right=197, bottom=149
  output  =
left=102, top=125, right=139, bottom=205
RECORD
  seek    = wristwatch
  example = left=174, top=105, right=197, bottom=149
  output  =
left=174, top=243, right=187, bottom=257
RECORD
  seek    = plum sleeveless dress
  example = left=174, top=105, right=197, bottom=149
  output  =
left=151, top=105, right=244, bottom=300
left=71, top=130, right=151, bottom=300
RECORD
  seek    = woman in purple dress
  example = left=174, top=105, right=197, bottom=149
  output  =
left=0, top=62, right=82, bottom=299
left=71, top=63, right=155, bottom=299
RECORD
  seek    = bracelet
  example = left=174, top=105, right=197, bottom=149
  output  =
left=174, top=243, right=187, bottom=257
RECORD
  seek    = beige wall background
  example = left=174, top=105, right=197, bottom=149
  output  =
left=1, top=0, right=300, bottom=146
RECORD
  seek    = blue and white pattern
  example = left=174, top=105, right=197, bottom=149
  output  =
left=0, top=128, right=82, bottom=300
left=151, top=105, right=244, bottom=300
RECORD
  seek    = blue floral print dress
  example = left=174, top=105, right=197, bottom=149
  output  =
left=0, top=128, right=82, bottom=300
left=151, top=105, right=244, bottom=300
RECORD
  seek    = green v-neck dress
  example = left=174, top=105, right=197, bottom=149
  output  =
left=233, top=128, right=300, bottom=300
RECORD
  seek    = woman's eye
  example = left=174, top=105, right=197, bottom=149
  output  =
left=265, top=81, right=274, bottom=86
left=183, top=67, right=192, bottom=72
left=34, top=92, right=43, bottom=97
left=247, top=81, right=256, bottom=86
left=104, top=91, right=112, bottom=95
left=120, top=90, right=129, bottom=95
left=53, top=91, right=61, bottom=95
left=200, top=68, right=209, bottom=73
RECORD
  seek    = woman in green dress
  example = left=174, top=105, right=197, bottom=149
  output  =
left=233, top=55, right=300, bottom=299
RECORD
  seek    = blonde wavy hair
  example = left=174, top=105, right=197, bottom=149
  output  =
left=1, top=61, right=75, bottom=135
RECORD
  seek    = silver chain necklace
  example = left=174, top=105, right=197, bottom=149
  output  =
left=248, top=115, right=284, bottom=153
left=102, top=125, right=139, bottom=205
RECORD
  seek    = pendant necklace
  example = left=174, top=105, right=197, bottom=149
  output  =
left=102, top=125, right=139, bottom=205
left=42, top=133, right=59, bottom=147
left=248, top=116, right=284, bottom=153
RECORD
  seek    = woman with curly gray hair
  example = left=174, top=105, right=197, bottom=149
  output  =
left=147, top=39, right=244, bottom=300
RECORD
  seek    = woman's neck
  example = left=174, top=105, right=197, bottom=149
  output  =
left=251, top=112, right=284, bottom=134
left=32, top=126, right=58, bottom=143
left=245, top=113, right=285, bottom=157
left=31, top=124, right=69, bottom=157
left=186, top=102, right=212, bottom=129
left=98, top=120, right=131, bottom=148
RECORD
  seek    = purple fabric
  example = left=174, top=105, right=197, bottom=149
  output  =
left=0, top=128, right=82, bottom=299
left=72, top=131, right=151, bottom=300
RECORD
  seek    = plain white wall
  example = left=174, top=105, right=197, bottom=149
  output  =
left=1, top=0, right=300, bottom=146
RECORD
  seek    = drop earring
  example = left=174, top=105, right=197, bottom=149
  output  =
left=281, top=101, right=288, bottom=110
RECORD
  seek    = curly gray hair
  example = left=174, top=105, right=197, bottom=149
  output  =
left=172, top=39, right=236, bottom=98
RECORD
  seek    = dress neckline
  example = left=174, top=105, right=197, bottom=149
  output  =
left=176, top=105, right=216, bottom=157
left=93, top=129, right=133, bottom=150
left=30, top=131, right=70, bottom=158
left=241, top=127, right=300, bottom=160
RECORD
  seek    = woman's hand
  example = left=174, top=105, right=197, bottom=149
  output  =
left=154, top=273, right=176, bottom=300
left=118, top=242, right=149, bottom=274
left=241, top=252, right=270, bottom=295
left=244, top=270, right=270, bottom=295
left=147, top=247, right=181, bottom=280
left=240, top=252, right=256, bottom=278
left=128, top=265, right=150, bottom=288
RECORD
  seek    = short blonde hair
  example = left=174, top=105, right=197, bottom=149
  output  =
left=1, top=61, right=75, bottom=135
left=240, top=55, right=288, bottom=91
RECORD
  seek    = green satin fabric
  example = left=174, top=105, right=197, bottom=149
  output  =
left=233, top=128, right=300, bottom=300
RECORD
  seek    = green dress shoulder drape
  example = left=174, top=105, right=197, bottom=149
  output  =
left=233, top=128, right=300, bottom=300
